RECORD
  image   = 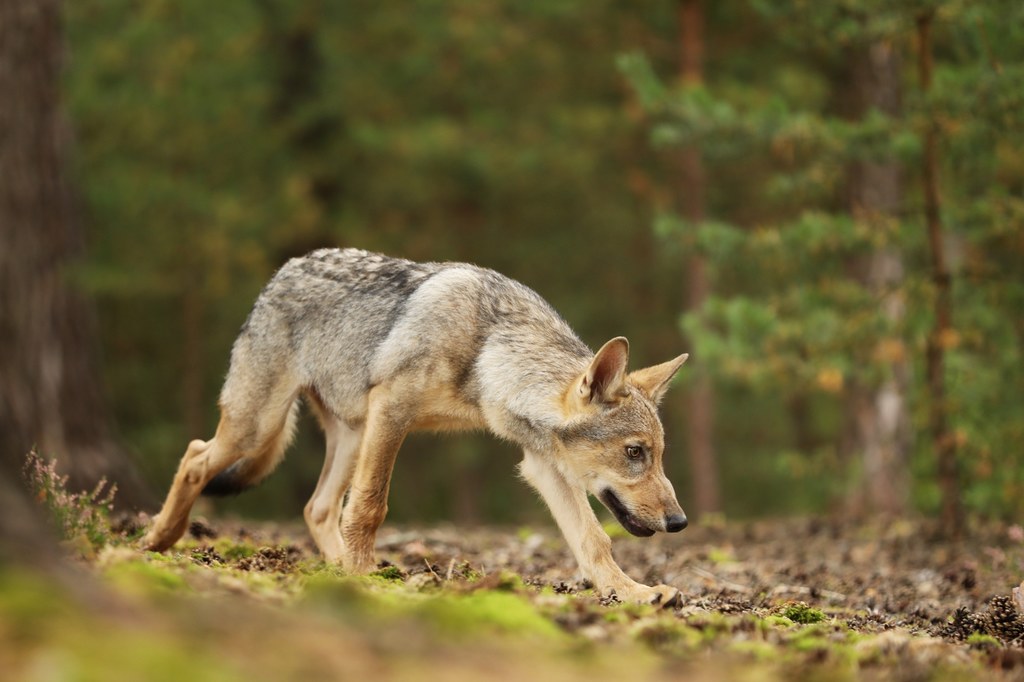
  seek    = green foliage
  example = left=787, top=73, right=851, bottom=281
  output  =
left=622, top=0, right=1024, bottom=519
left=64, top=0, right=683, bottom=522
left=59, top=0, right=1024, bottom=521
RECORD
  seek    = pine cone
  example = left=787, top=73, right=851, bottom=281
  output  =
left=944, top=606, right=989, bottom=641
left=987, top=595, right=1024, bottom=642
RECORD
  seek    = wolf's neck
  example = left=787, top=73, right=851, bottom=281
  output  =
left=475, top=340, right=590, bottom=451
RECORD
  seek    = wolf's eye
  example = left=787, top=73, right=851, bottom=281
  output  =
left=625, top=445, right=644, bottom=460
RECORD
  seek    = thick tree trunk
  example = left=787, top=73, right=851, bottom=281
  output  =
left=678, top=0, right=720, bottom=515
left=846, top=39, right=911, bottom=515
left=917, top=12, right=963, bottom=536
left=0, top=0, right=151, bottom=509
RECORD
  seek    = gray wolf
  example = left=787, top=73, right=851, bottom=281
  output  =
left=142, top=248, right=690, bottom=604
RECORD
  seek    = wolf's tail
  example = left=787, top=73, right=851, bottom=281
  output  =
left=201, top=397, right=301, bottom=497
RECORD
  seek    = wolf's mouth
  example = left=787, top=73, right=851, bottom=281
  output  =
left=599, top=489, right=655, bottom=538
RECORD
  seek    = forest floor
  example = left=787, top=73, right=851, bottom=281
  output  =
left=3, top=513, right=1024, bottom=681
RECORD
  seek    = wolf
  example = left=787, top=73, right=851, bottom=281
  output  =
left=142, top=248, right=690, bottom=604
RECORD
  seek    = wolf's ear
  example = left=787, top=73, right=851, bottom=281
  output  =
left=579, top=337, right=630, bottom=405
left=629, top=353, right=689, bottom=404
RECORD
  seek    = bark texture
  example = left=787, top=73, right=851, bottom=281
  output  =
left=846, top=38, right=912, bottom=515
left=0, top=0, right=151, bottom=508
left=678, top=0, right=720, bottom=515
left=917, top=12, right=963, bottom=536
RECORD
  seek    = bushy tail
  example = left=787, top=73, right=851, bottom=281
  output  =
left=201, top=398, right=300, bottom=497
left=202, top=460, right=260, bottom=496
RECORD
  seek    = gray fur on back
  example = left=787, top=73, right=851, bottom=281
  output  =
left=222, top=248, right=592, bottom=452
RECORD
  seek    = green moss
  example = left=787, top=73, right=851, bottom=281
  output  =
left=603, top=610, right=628, bottom=624
left=632, top=619, right=702, bottom=653
left=302, top=573, right=563, bottom=641
left=680, top=611, right=736, bottom=645
left=729, top=639, right=779, bottom=660
left=765, top=610, right=794, bottom=626
left=966, top=632, right=1001, bottom=648
left=791, top=632, right=830, bottom=653
left=63, top=630, right=246, bottom=682
left=419, top=590, right=564, bottom=639
left=488, top=570, right=525, bottom=592
left=213, top=539, right=258, bottom=561
left=370, top=565, right=405, bottom=582
left=606, top=598, right=657, bottom=620
left=782, top=602, right=827, bottom=624
left=103, top=557, right=191, bottom=596
left=0, top=570, right=73, bottom=637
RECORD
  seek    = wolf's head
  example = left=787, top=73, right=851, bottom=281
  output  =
left=557, top=337, right=689, bottom=537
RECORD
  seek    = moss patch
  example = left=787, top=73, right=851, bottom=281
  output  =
left=782, top=602, right=827, bottom=624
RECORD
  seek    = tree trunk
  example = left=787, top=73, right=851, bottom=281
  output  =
left=678, top=0, right=720, bottom=516
left=846, top=38, right=911, bottom=515
left=917, top=12, right=963, bottom=536
left=0, top=0, right=152, bottom=509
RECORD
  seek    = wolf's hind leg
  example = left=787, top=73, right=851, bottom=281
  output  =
left=340, top=388, right=408, bottom=574
left=142, top=385, right=299, bottom=552
left=304, top=418, right=363, bottom=563
left=142, top=425, right=245, bottom=552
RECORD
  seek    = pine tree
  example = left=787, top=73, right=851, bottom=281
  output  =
left=0, top=0, right=150, bottom=508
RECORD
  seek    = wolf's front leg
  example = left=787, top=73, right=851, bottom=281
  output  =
left=519, top=450, right=681, bottom=606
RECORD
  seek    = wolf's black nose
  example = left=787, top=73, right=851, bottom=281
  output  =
left=665, top=513, right=688, bottom=533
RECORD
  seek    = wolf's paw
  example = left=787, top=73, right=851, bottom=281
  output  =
left=608, top=582, right=682, bottom=608
left=139, top=514, right=187, bottom=553
left=341, top=550, right=377, bottom=575
left=139, top=530, right=170, bottom=553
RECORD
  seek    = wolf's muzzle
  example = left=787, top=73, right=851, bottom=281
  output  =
left=599, top=489, right=656, bottom=538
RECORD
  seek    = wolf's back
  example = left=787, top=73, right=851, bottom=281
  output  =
left=201, top=247, right=589, bottom=496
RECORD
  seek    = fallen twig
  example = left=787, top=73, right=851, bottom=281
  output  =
left=770, top=583, right=847, bottom=603
left=689, top=565, right=753, bottom=594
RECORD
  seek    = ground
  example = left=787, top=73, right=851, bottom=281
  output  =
left=3, top=514, right=1024, bottom=681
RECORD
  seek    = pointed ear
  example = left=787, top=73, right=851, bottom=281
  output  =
left=629, top=353, right=689, bottom=404
left=579, top=337, right=630, bottom=405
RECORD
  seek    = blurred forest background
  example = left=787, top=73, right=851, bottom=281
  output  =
left=3, top=0, right=1023, bottom=532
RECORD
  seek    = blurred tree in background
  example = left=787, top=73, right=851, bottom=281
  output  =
left=622, top=0, right=1024, bottom=525
left=64, top=0, right=683, bottom=523
left=0, top=0, right=150, bottom=508
left=47, top=0, right=1024, bottom=525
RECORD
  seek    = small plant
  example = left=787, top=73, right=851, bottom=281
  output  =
left=781, top=602, right=827, bottom=625
left=22, top=449, right=116, bottom=550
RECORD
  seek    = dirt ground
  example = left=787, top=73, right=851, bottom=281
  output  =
left=186, top=516, right=1024, bottom=657
left=5, top=514, right=1024, bottom=681
left=179, top=515, right=1023, bottom=627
